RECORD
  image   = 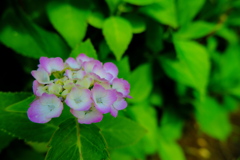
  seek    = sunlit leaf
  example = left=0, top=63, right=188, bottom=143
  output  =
left=45, top=118, right=109, bottom=160
left=128, top=63, right=153, bottom=103
left=88, top=10, right=105, bottom=29
left=47, top=0, right=90, bottom=48
left=175, top=21, right=215, bottom=39
left=140, top=0, right=178, bottom=28
left=123, top=14, right=146, bottom=34
left=177, top=0, right=206, bottom=25
left=96, top=115, right=146, bottom=149
left=124, top=0, right=154, bottom=5
left=127, top=103, right=158, bottom=154
left=103, top=16, right=132, bottom=61
left=160, top=40, right=210, bottom=96
left=194, top=97, right=232, bottom=140
left=70, top=39, right=98, bottom=59
left=0, top=8, right=69, bottom=59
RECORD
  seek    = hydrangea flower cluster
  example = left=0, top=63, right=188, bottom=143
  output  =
left=27, top=54, right=131, bottom=124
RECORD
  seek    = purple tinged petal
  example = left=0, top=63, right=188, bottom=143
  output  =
left=40, top=57, right=64, bottom=74
left=65, top=70, right=73, bottom=79
left=103, top=62, right=118, bottom=79
left=33, top=80, right=47, bottom=96
left=31, top=68, right=51, bottom=84
left=76, top=54, right=93, bottom=63
left=82, top=60, right=102, bottom=73
left=71, top=107, right=103, bottom=124
left=65, top=87, right=92, bottom=111
left=110, top=107, right=118, bottom=117
left=112, top=78, right=130, bottom=97
left=91, top=84, right=117, bottom=113
left=65, top=57, right=81, bottom=69
left=27, top=93, right=63, bottom=123
left=92, top=65, right=113, bottom=82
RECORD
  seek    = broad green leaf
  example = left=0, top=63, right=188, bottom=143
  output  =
left=110, top=150, right=133, bottom=160
left=45, top=118, right=109, bottom=160
left=216, top=27, right=238, bottom=44
left=146, top=21, right=164, bottom=53
left=175, top=21, right=215, bottom=39
left=177, top=0, right=206, bottom=25
left=158, top=134, right=186, bottom=160
left=0, top=110, right=57, bottom=142
left=105, top=0, right=122, bottom=14
left=47, top=0, right=90, bottom=48
left=160, top=40, right=210, bottom=96
left=159, top=111, right=184, bottom=141
left=99, top=40, right=111, bottom=60
left=0, top=131, right=14, bottom=151
left=149, top=92, right=162, bottom=106
left=128, top=63, right=153, bottom=103
left=0, top=92, right=32, bottom=110
left=194, top=97, right=232, bottom=140
left=0, top=8, right=69, bottom=59
left=103, top=16, right=132, bottom=61
left=124, top=0, right=154, bottom=5
left=6, top=95, right=35, bottom=113
left=88, top=10, right=105, bottom=29
left=96, top=115, right=146, bottom=149
left=70, top=39, right=98, bottom=59
left=127, top=103, right=158, bottom=154
left=26, top=142, right=48, bottom=153
left=112, top=56, right=131, bottom=80
left=140, top=1, right=178, bottom=28
left=123, top=14, right=146, bottom=34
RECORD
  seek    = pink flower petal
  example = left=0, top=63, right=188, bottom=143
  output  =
left=65, top=57, right=81, bottom=70
left=103, top=62, right=118, bottom=79
left=91, top=84, right=117, bottom=113
left=31, top=68, right=51, bottom=84
left=92, top=65, right=113, bottom=82
left=71, top=107, right=103, bottom=124
left=27, top=93, right=63, bottom=123
left=40, top=57, right=64, bottom=74
left=76, top=54, right=94, bottom=63
left=82, top=60, right=102, bottom=73
left=112, top=78, right=130, bottom=97
left=110, top=107, right=118, bottom=117
left=33, top=80, right=47, bottom=96
left=65, top=87, right=92, bottom=111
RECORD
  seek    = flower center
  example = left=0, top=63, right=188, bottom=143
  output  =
left=48, top=105, right=55, bottom=111
left=96, top=97, right=102, bottom=104
left=74, top=98, right=82, bottom=104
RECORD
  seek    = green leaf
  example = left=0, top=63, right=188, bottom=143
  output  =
left=0, top=92, right=32, bottom=110
left=160, top=40, right=210, bottom=96
left=158, top=134, right=186, bottom=160
left=127, top=103, right=158, bottom=154
left=140, top=1, right=178, bottom=28
left=103, top=16, right=132, bottom=61
left=0, top=8, right=69, bottom=59
left=159, top=111, right=184, bottom=141
left=177, top=0, right=206, bottom=25
left=45, top=118, right=109, bottom=160
left=0, top=110, right=57, bottom=142
left=70, top=39, right=98, bottom=59
left=128, top=63, right=153, bottom=103
left=194, top=97, right=232, bottom=140
left=96, top=115, right=146, bottom=149
left=105, top=0, right=121, bottom=14
left=47, top=0, right=90, bottom=48
left=0, top=131, right=14, bottom=151
left=88, top=10, right=105, bottom=29
left=111, top=56, right=131, bottom=80
left=122, top=14, right=146, bottom=34
left=124, top=0, right=154, bottom=5
left=5, top=95, right=35, bottom=113
left=175, top=21, right=215, bottom=39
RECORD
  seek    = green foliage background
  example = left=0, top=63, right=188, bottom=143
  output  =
left=0, top=0, right=240, bottom=159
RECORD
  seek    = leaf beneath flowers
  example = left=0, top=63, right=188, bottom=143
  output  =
left=96, top=115, right=146, bottom=149
left=45, top=118, right=109, bottom=160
